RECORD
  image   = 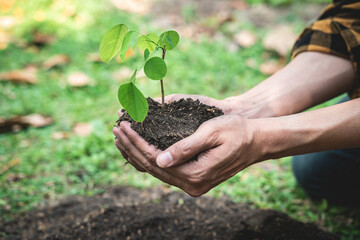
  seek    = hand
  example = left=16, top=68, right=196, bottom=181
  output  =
left=155, top=94, right=236, bottom=115
left=160, top=94, right=269, bottom=118
left=113, top=115, right=265, bottom=197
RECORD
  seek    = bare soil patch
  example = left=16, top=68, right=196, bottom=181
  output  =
left=1, top=186, right=339, bottom=240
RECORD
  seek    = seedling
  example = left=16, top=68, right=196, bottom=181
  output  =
left=99, top=24, right=179, bottom=122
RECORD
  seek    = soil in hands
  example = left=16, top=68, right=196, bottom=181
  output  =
left=118, top=98, right=224, bottom=150
left=0, top=186, right=339, bottom=240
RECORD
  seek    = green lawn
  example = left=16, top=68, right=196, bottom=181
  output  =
left=0, top=0, right=359, bottom=239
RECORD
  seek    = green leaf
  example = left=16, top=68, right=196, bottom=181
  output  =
left=120, top=30, right=134, bottom=61
left=99, top=24, right=128, bottom=63
left=159, top=30, right=179, bottom=50
left=137, top=33, right=159, bottom=52
left=144, top=57, right=167, bottom=80
left=144, top=49, right=150, bottom=60
left=118, top=82, right=148, bottom=122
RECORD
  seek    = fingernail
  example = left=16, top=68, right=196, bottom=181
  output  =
left=157, top=152, right=173, bottom=168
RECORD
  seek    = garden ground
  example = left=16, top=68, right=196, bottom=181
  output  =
left=0, top=0, right=359, bottom=239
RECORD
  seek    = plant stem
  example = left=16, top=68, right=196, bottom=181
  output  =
left=128, top=27, right=159, bottom=47
left=161, top=45, right=166, bottom=107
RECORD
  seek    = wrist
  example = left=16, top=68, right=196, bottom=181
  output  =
left=248, top=116, right=310, bottom=160
left=244, top=118, right=274, bottom=162
left=223, top=95, right=274, bottom=118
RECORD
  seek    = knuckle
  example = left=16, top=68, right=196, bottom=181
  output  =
left=187, top=169, right=207, bottom=185
left=207, top=129, right=219, bottom=143
left=177, top=141, right=193, bottom=156
left=142, top=160, right=153, bottom=171
left=144, top=151, right=156, bottom=163
left=188, top=175, right=204, bottom=185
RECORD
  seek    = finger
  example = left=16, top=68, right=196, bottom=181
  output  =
left=120, top=121, right=161, bottom=165
left=154, top=94, right=193, bottom=104
left=114, top=127, right=146, bottom=172
left=118, top=109, right=125, bottom=118
left=115, top=138, right=129, bottom=159
left=115, top=135, right=146, bottom=172
left=119, top=125, right=187, bottom=187
left=155, top=121, right=221, bottom=168
left=113, top=126, right=121, bottom=138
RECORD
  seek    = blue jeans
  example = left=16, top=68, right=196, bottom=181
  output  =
left=292, top=96, right=360, bottom=206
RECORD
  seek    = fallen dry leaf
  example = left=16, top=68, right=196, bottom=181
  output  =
left=6, top=173, right=25, bottom=182
left=67, top=72, right=91, bottom=87
left=110, top=0, right=151, bottom=15
left=0, top=158, right=20, bottom=175
left=176, top=24, right=215, bottom=42
left=231, top=0, right=247, bottom=10
left=43, top=54, right=71, bottom=69
left=216, top=11, right=234, bottom=27
left=0, top=114, right=53, bottom=134
left=234, top=30, right=257, bottom=48
left=0, top=65, right=37, bottom=84
left=263, top=25, right=297, bottom=56
left=73, top=123, right=93, bottom=137
left=51, top=131, right=71, bottom=140
left=32, top=32, right=56, bottom=46
left=21, top=114, right=53, bottom=127
left=259, top=60, right=284, bottom=75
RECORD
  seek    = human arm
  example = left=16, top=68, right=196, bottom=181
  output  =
left=161, top=51, right=355, bottom=119
left=113, top=97, right=360, bottom=196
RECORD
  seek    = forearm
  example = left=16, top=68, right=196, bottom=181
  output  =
left=227, top=52, right=355, bottom=118
left=253, top=98, right=360, bottom=160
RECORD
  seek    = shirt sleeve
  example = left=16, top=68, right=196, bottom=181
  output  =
left=291, top=0, right=360, bottom=98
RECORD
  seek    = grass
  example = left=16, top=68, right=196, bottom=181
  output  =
left=0, top=0, right=359, bottom=239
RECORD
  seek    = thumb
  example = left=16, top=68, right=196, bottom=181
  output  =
left=156, top=125, right=219, bottom=168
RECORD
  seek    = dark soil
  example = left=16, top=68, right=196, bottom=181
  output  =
left=118, top=98, right=224, bottom=150
left=0, top=186, right=339, bottom=240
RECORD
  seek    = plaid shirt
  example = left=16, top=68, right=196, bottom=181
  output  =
left=291, top=0, right=360, bottom=98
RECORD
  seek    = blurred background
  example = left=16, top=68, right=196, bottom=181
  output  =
left=0, top=0, right=359, bottom=239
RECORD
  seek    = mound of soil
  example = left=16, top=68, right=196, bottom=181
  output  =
left=118, top=98, right=224, bottom=150
left=1, top=186, right=339, bottom=240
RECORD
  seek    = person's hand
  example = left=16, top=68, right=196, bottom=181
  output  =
left=113, top=115, right=266, bottom=197
left=155, top=94, right=236, bottom=115
left=159, top=94, right=269, bottom=118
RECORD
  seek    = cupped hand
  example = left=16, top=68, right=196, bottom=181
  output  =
left=154, top=94, right=235, bottom=115
left=113, top=115, right=266, bottom=197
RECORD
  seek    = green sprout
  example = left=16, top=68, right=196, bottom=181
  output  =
left=99, top=24, right=179, bottom=122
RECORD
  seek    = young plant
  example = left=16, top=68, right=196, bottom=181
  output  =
left=99, top=24, right=179, bottom=122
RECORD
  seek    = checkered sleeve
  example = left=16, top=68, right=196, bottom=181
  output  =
left=291, top=0, right=360, bottom=98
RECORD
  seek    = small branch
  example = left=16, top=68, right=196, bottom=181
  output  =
left=161, top=45, right=166, bottom=108
left=160, top=80, right=165, bottom=107
left=129, top=28, right=160, bottom=47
